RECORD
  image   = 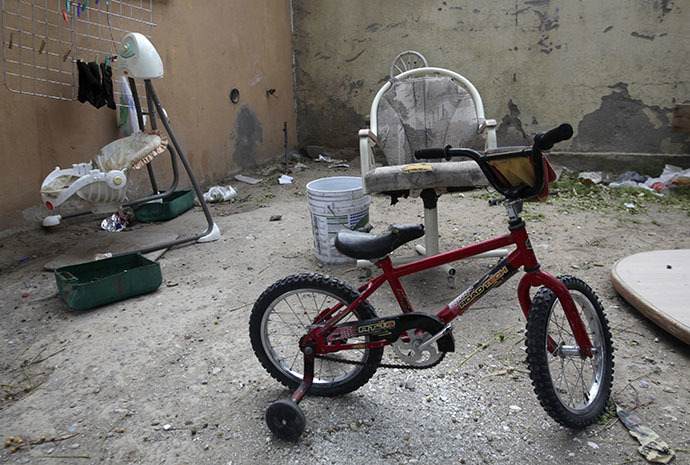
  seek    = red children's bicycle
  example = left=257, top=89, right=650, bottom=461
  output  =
left=249, top=124, right=614, bottom=441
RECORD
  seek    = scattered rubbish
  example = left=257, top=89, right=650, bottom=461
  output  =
left=618, top=171, right=650, bottom=183
left=608, top=165, right=690, bottom=195
left=202, top=185, right=237, bottom=203
left=18, top=256, right=33, bottom=263
left=587, top=441, right=599, bottom=449
left=610, top=180, right=654, bottom=191
left=624, top=203, right=636, bottom=209
left=261, top=165, right=281, bottom=177
left=403, top=375, right=415, bottom=390
left=21, top=293, right=30, bottom=298
left=292, top=162, right=308, bottom=172
left=269, top=215, right=282, bottom=221
left=617, top=407, right=675, bottom=464
left=278, top=174, right=293, bottom=185
left=234, top=174, right=263, bottom=185
left=329, top=162, right=350, bottom=169
left=578, top=171, right=604, bottom=185
left=100, top=212, right=130, bottom=232
left=317, top=154, right=348, bottom=168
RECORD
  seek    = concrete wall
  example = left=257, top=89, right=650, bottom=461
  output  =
left=292, top=0, right=690, bottom=154
left=0, top=0, right=297, bottom=233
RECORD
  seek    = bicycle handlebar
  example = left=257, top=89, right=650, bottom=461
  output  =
left=414, top=146, right=452, bottom=161
left=533, top=123, right=573, bottom=151
left=413, top=123, right=573, bottom=200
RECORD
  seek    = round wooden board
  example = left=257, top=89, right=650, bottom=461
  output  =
left=611, top=249, right=690, bottom=345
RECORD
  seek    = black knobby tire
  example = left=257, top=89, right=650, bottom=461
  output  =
left=249, top=273, right=383, bottom=397
left=526, top=276, right=614, bottom=428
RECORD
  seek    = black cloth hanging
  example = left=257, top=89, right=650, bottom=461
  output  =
left=100, top=62, right=116, bottom=110
left=76, top=60, right=115, bottom=110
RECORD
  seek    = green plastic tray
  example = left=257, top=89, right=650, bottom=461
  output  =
left=55, top=253, right=162, bottom=310
left=133, top=190, right=194, bottom=222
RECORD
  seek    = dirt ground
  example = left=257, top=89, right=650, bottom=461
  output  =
left=1, top=157, right=689, bottom=465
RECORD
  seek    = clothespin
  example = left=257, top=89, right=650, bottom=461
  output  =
left=8, top=32, right=12, bottom=49
left=105, top=55, right=110, bottom=68
left=62, top=9, right=69, bottom=22
left=66, top=0, right=70, bottom=13
left=83, top=0, right=89, bottom=8
left=38, top=39, right=46, bottom=55
left=63, top=48, right=71, bottom=62
left=77, top=3, right=82, bottom=17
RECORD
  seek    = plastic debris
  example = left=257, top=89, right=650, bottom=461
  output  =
left=617, top=407, right=675, bottom=464
left=317, top=154, right=348, bottom=168
left=578, top=171, right=604, bottom=185
left=234, top=174, right=263, bottom=185
left=609, top=165, right=690, bottom=195
left=269, top=215, right=282, bottom=221
left=618, top=171, right=650, bottom=183
left=202, top=185, right=237, bottom=203
left=101, top=212, right=130, bottom=232
left=278, top=174, right=293, bottom=185
left=329, top=162, right=350, bottom=169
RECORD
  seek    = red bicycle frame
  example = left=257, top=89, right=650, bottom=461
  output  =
left=304, top=212, right=593, bottom=358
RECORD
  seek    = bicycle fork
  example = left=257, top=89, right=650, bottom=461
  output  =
left=517, top=271, right=594, bottom=357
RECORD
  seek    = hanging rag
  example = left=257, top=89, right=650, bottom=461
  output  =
left=77, top=60, right=105, bottom=108
left=100, top=62, right=116, bottom=109
left=76, top=60, right=115, bottom=110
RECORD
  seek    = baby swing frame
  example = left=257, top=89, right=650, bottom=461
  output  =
left=43, top=75, right=221, bottom=255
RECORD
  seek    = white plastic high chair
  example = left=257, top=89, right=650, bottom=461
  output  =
left=358, top=54, right=507, bottom=279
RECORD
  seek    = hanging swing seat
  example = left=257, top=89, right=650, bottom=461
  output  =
left=41, top=131, right=168, bottom=213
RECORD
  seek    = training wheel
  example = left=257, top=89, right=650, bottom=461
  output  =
left=265, top=399, right=306, bottom=442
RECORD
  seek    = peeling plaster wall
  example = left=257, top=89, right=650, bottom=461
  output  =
left=292, top=0, right=690, bottom=154
left=0, top=0, right=297, bottom=233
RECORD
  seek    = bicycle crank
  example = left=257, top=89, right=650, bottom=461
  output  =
left=392, top=325, right=452, bottom=367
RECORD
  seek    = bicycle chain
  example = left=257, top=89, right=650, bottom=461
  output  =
left=316, top=351, right=447, bottom=370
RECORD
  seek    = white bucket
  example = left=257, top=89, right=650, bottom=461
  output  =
left=306, top=176, right=371, bottom=263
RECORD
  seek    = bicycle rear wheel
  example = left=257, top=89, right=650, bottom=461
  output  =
left=249, top=273, right=383, bottom=397
left=526, top=276, right=614, bottom=428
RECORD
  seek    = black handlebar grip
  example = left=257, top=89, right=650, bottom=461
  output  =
left=414, top=146, right=449, bottom=160
left=534, top=123, right=573, bottom=151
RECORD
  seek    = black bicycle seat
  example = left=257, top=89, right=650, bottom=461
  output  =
left=335, top=224, right=425, bottom=260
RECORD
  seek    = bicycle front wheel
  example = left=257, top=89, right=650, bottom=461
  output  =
left=526, top=276, right=614, bottom=428
left=249, top=273, right=383, bottom=397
